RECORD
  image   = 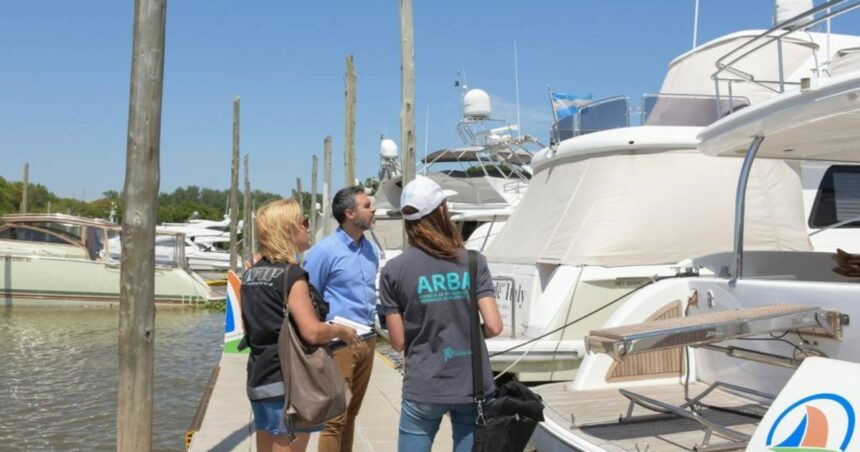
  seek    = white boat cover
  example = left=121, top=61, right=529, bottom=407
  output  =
left=485, top=150, right=811, bottom=267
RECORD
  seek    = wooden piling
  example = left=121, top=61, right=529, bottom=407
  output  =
left=229, top=97, right=240, bottom=272
left=344, top=54, right=356, bottom=186
left=20, top=163, right=28, bottom=214
left=322, top=136, right=332, bottom=237
left=296, top=177, right=303, bottom=204
left=242, top=154, right=251, bottom=264
left=310, top=155, right=318, bottom=246
left=117, top=0, right=165, bottom=449
left=400, top=0, right=416, bottom=246
left=399, top=0, right=416, bottom=185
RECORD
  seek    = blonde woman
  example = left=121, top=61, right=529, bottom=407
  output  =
left=241, top=199, right=360, bottom=452
left=379, top=176, right=503, bottom=452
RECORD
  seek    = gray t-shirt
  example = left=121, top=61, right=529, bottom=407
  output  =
left=379, top=247, right=496, bottom=404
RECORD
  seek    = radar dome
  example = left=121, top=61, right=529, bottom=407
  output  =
left=380, top=139, right=399, bottom=159
left=463, top=89, right=491, bottom=119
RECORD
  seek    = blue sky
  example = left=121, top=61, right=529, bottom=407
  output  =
left=1, top=1, right=855, bottom=201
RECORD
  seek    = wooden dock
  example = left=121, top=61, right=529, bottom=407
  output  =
left=188, top=340, right=456, bottom=451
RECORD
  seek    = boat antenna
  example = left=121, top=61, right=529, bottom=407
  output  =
left=514, top=41, right=522, bottom=138
left=692, top=0, right=700, bottom=49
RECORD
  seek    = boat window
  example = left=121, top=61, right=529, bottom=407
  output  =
left=26, top=221, right=85, bottom=243
left=642, top=94, right=750, bottom=127
left=154, top=236, right=180, bottom=267
left=809, top=165, right=860, bottom=228
left=550, top=96, right=629, bottom=142
left=551, top=116, right=575, bottom=142
left=578, top=97, right=629, bottom=135
left=459, top=221, right=483, bottom=242
left=0, top=225, right=75, bottom=245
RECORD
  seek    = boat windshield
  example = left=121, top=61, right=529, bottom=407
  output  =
left=0, top=224, right=79, bottom=246
left=551, top=96, right=629, bottom=142
left=19, top=221, right=85, bottom=243
left=154, top=235, right=186, bottom=268
left=550, top=93, right=750, bottom=142
left=105, top=231, right=186, bottom=268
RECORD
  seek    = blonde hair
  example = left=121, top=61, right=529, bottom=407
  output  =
left=404, top=202, right=463, bottom=262
left=255, top=198, right=304, bottom=264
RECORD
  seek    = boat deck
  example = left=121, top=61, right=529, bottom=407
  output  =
left=536, top=381, right=766, bottom=451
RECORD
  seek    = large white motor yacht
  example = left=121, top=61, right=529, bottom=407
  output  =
left=484, top=9, right=860, bottom=381
left=531, top=2, right=860, bottom=450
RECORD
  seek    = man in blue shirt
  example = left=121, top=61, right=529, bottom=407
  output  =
left=304, top=185, right=378, bottom=452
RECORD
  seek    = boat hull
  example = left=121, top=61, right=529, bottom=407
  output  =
left=0, top=254, right=217, bottom=305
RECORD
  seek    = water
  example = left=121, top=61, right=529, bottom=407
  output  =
left=0, top=305, right=224, bottom=451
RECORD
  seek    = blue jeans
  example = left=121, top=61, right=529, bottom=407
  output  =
left=398, top=399, right=477, bottom=452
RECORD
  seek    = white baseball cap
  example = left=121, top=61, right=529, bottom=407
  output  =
left=400, top=176, right=457, bottom=220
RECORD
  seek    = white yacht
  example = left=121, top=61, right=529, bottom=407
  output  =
left=483, top=11, right=860, bottom=381
left=371, top=87, right=540, bottom=263
left=531, top=2, right=860, bottom=450
left=0, top=214, right=219, bottom=305
left=160, top=215, right=242, bottom=271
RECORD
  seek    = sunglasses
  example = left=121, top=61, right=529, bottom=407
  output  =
left=300, top=216, right=310, bottom=230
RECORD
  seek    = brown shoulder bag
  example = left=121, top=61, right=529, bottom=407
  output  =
left=277, top=264, right=351, bottom=430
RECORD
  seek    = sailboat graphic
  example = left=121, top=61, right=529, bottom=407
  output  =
left=223, top=271, right=246, bottom=353
left=766, top=393, right=855, bottom=452
left=772, top=406, right=832, bottom=451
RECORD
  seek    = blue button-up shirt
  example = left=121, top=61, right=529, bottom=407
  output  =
left=303, top=227, right=379, bottom=326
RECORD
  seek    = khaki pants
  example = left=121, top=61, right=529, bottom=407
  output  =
left=318, top=338, right=375, bottom=452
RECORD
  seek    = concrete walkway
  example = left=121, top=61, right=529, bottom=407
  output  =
left=189, top=343, right=454, bottom=451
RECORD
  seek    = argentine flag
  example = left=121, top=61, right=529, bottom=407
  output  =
left=551, top=92, right=592, bottom=120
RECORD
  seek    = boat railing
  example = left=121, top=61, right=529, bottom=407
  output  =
left=711, top=0, right=860, bottom=117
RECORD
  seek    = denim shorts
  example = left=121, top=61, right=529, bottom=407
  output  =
left=250, top=397, right=325, bottom=435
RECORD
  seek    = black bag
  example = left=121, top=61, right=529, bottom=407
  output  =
left=466, top=250, right=544, bottom=452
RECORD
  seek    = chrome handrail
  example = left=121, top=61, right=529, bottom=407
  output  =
left=732, top=136, right=765, bottom=283
left=712, top=0, right=860, bottom=115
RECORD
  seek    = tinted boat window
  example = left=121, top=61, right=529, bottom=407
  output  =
left=0, top=226, right=73, bottom=244
left=809, top=165, right=860, bottom=228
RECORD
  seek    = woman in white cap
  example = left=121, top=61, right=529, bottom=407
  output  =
left=378, top=175, right=503, bottom=452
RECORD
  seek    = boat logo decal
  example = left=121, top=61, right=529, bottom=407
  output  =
left=766, top=393, right=855, bottom=451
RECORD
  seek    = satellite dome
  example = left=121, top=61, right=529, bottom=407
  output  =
left=380, top=139, right=399, bottom=159
left=463, top=89, right=491, bottom=119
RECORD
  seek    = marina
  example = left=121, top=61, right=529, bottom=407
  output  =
left=5, top=0, right=860, bottom=451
